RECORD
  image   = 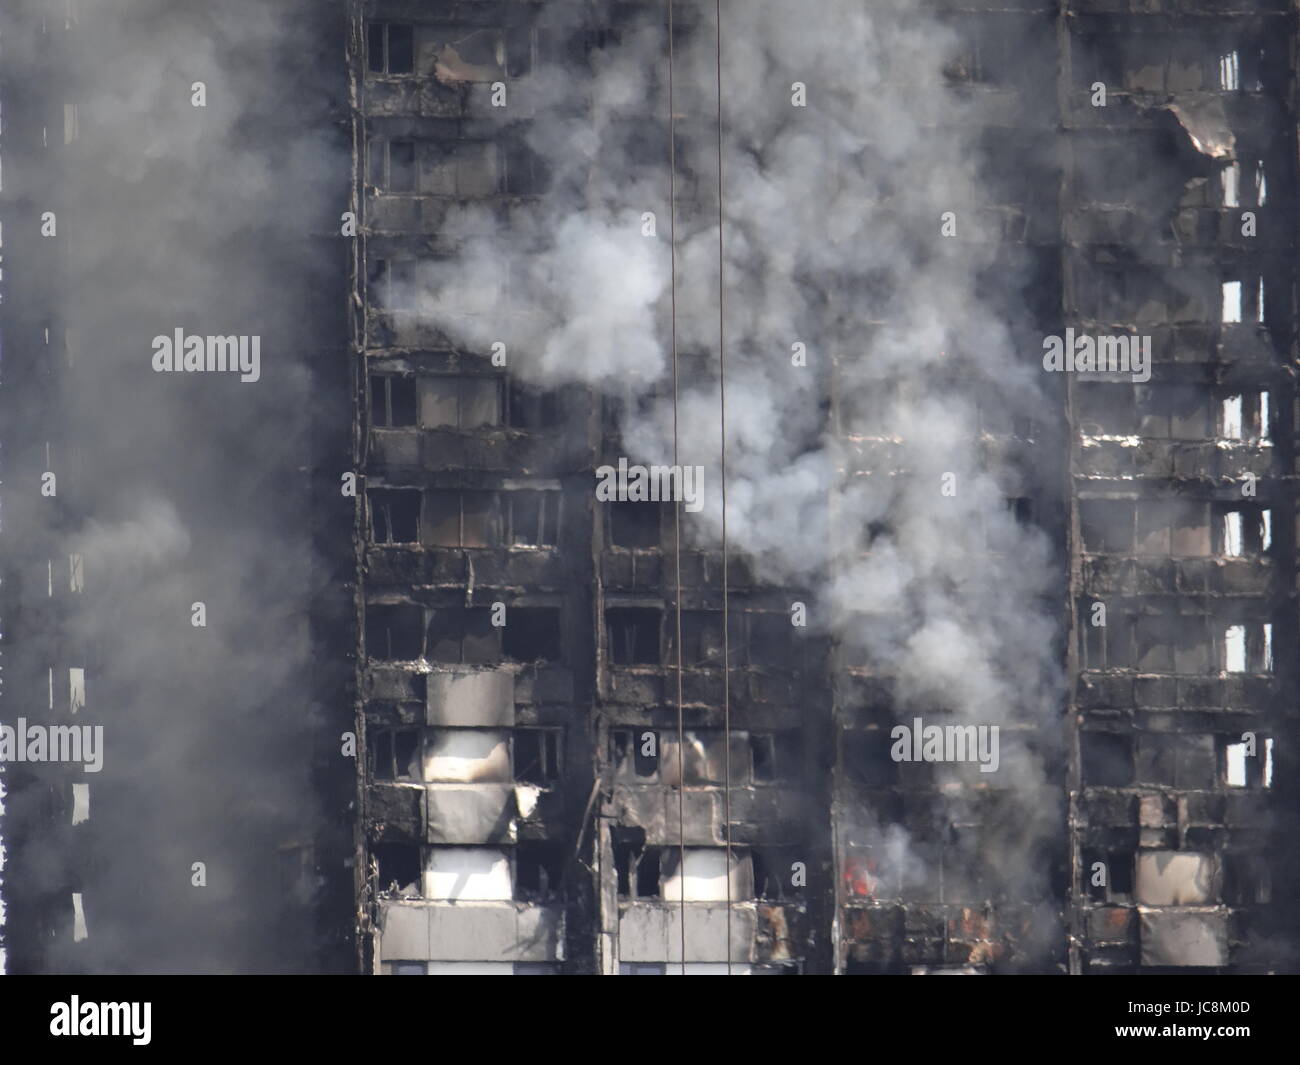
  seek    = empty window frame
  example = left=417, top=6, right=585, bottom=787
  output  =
left=369, top=258, right=416, bottom=311
left=750, top=732, right=801, bottom=784
left=424, top=490, right=501, bottom=548
left=371, top=728, right=420, bottom=781
left=1079, top=499, right=1211, bottom=557
left=1079, top=606, right=1134, bottom=671
left=1221, top=278, right=1265, bottom=325
left=606, top=608, right=661, bottom=665
left=1136, top=385, right=1209, bottom=439
left=939, top=17, right=1019, bottom=88
left=502, top=607, right=563, bottom=663
left=1134, top=615, right=1212, bottom=674
left=515, top=842, right=563, bottom=901
left=1218, top=389, right=1271, bottom=441
left=613, top=835, right=662, bottom=898
left=500, top=135, right=549, bottom=196
left=1080, top=731, right=1134, bottom=786
left=423, top=489, right=560, bottom=548
left=514, top=728, right=562, bottom=785
left=366, top=603, right=424, bottom=661
left=1222, top=735, right=1273, bottom=789
left=507, top=379, right=561, bottom=428
left=424, top=140, right=500, bottom=197
left=1222, top=622, right=1272, bottom=673
left=418, top=376, right=504, bottom=429
left=1135, top=734, right=1216, bottom=789
left=660, top=730, right=749, bottom=787
left=368, top=138, right=416, bottom=192
left=752, top=848, right=802, bottom=901
left=1076, top=384, right=1137, bottom=437
left=426, top=607, right=498, bottom=664
left=672, top=611, right=739, bottom=668
left=611, top=728, right=660, bottom=781
left=374, top=842, right=421, bottom=896
left=1223, top=852, right=1272, bottom=905
left=368, top=21, right=414, bottom=75
left=505, top=490, right=561, bottom=547
left=370, top=375, right=416, bottom=427
left=1082, top=849, right=1134, bottom=903
left=1079, top=499, right=1135, bottom=555
left=368, top=488, right=421, bottom=544
left=607, top=500, right=662, bottom=549
left=1219, top=159, right=1268, bottom=208
left=1216, top=504, right=1271, bottom=557
left=1085, top=611, right=1228, bottom=674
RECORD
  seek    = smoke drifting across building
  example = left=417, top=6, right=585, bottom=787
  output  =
left=2, top=0, right=1297, bottom=975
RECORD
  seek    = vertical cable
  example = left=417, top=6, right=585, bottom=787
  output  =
left=712, top=0, right=731, bottom=977
left=666, top=0, right=687, bottom=976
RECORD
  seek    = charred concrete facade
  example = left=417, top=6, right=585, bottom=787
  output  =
left=1061, top=0, right=1300, bottom=973
left=351, top=1, right=830, bottom=975
left=354, top=0, right=1300, bottom=976
left=4, top=0, right=1298, bottom=977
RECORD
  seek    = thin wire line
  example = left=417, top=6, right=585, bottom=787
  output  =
left=715, top=0, right=731, bottom=978
left=666, top=0, right=687, bottom=977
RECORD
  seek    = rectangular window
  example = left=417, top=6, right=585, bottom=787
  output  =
left=608, top=500, right=661, bottom=549
left=507, top=380, right=561, bottom=428
left=366, top=603, right=424, bottom=661
left=1079, top=499, right=1135, bottom=555
left=502, top=607, right=562, bottom=663
left=427, top=606, right=498, bottom=664
left=506, top=490, right=560, bottom=547
left=370, top=375, right=417, bottom=427
left=611, top=728, right=660, bottom=781
left=515, top=842, right=563, bottom=901
left=1080, top=732, right=1134, bottom=787
left=1218, top=504, right=1271, bottom=557
left=1219, top=390, right=1270, bottom=441
left=1223, top=622, right=1271, bottom=673
left=371, top=728, right=420, bottom=781
left=514, top=728, right=562, bottom=785
left=1222, top=281, right=1242, bottom=324
left=1082, top=849, right=1133, bottom=903
left=375, top=842, right=421, bottom=896
left=369, top=259, right=416, bottom=311
left=370, top=138, right=417, bottom=192
left=368, top=488, right=421, bottom=544
left=606, top=608, right=661, bottom=665
left=750, top=732, right=800, bottom=784
left=423, top=490, right=502, bottom=548
left=418, top=376, right=504, bottom=429
left=613, top=835, right=662, bottom=899
left=368, top=22, right=414, bottom=75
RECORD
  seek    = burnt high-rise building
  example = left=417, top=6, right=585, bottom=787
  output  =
left=2, top=0, right=1297, bottom=976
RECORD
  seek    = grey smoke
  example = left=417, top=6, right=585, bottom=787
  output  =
left=3, top=1, right=348, bottom=972
left=424, top=0, right=1065, bottom=957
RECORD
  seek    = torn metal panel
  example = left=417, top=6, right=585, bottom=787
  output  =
left=618, top=902, right=756, bottom=964
left=1135, top=851, right=1218, bottom=906
left=425, top=785, right=518, bottom=844
left=378, top=900, right=565, bottom=963
left=1163, top=98, right=1235, bottom=161
left=1139, top=909, right=1228, bottom=968
left=425, top=669, right=515, bottom=727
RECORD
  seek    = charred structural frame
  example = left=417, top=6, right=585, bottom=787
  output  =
left=2, top=0, right=1298, bottom=975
